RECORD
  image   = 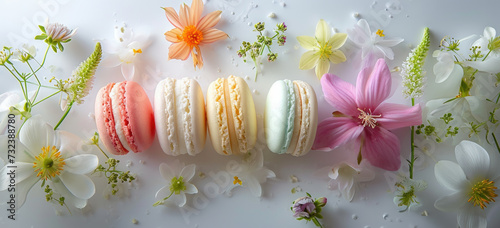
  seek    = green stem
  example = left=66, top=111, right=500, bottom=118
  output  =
left=482, top=50, right=492, bottom=62
left=95, top=144, right=110, bottom=159
left=312, top=217, right=323, bottom=228
left=53, top=99, right=74, bottom=130
left=32, top=46, right=50, bottom=74
left=493, top=133, right=500, bottom=154
left=4, top=65, right=28, bottom=101
left=409, top=98, right=416, bottom=179
left=26, top=61, right=42, bottom=103
left=26, top=80, right=57, bottom=89
left=32, top=90, right=61, bottom=106
left=153, top=191, right=174, bottom=207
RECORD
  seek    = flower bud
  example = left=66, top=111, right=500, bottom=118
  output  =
left=315, top=197, right=327, bottom=207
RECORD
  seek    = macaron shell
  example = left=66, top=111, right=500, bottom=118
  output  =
left=123, top=81, right=155, bottom=152
left=95, top=83, right=128, bottom=155
left=207, top=78, right=231, bottom=155
left=154, top=78, right=178, bottom=155
left=287, top=80, right=318, bottom=156
left=207, top=76, right=257, bottom=155
left=188, top=79, right=207, bottom=155
left=264, top=80, right=295, bottom=154
left=228, top=75, right=257, bottom=154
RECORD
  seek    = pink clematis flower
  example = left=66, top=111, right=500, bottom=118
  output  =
left=313, top=59, right=422, bottom=171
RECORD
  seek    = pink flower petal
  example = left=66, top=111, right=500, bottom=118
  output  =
left=355, top=58, right=391, bottom=110
left=163, top=7, right=183, bottom=29
left=320, top=73, right=358, bottom=116
left=375, top=103, right=422, bottom=130
left=362, top=127, right=400, bottom=171
left=197, top=11, right=222, bottom=32
left=312, top=117, right=363, bottom=151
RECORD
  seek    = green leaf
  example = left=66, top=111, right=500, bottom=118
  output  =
left=35, top=34, right=47, bottom=40
left=38, top=25, right=46, bottom=33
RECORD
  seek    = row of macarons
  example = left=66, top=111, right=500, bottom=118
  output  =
left=94, top=75, right=318, bottom=157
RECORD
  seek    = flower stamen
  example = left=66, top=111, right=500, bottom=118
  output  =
left=33, top=146, right=66, bottom=180
left=376, top=29, right=385, bottom=37
left=468, top=179, right=497, bottom=209
left=233, top=176, right=242, bottom=185
left=170, top=176, right=186, bottom=194
left=133, top=49, right=142, bottom=55
left=357, top=108, right=381, bottom=128
left=182, top=25, right=204, bottom=47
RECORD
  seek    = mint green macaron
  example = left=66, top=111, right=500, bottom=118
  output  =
left=264, top=80, right=318, bottom=156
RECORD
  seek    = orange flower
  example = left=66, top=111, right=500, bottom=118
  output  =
left=163, top=0, right=228, bottom=69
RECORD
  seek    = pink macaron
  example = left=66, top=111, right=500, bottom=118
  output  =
left=95, top=81, right=155, bottom=155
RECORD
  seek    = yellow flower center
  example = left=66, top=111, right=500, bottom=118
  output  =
left=357, top=108, right=381, bottom=128
left=376, top=29, right=385, bottom=37
left=319, top=42, right=333, bottom=59
left=182, top=25, right=204, bottom=47
left=133, top=49, right=142, bottom=55
left=33, top=146, right=66, bottom=180
left=233, top=176, right=242, bottom=185
left=468, top=179, right=497, bottom=209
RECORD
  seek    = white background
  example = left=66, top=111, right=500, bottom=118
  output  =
left=1, top=0, right=500, bottom=227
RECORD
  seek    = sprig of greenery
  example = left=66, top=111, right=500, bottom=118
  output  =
left=237, top=22, right=287, bottom=81
left=41, top=181, right=70, bottom=214
left=89, top=132, right=136, bottom=196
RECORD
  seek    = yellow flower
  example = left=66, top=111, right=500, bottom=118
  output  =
left=297, top=19, right=347, bottom=79
left=163, top=0, right=228, bottom=70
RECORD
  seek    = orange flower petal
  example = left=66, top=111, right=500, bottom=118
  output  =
left=190, top=0, right=203, bottom=27
left=201, top=29, right=228, bottom=44
left=179, top=3, right=190, bottom=27
left=163, top=7, right=183, bottom=29
left=192, top=45, right=204, bottom=69
left=165, top=28, right=183, bottom=43
left=197, top=11, right=222, bottom=32
left=168, top=42, right=192, bottom=60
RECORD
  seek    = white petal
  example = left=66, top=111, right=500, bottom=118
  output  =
left=434, top=191, right=467, bottom=212
left=0, top=163, right=36, bottom=191
left=484, top=27, right=496, bottom=39
left=52, top=179, right=87, bottom=208
left=375, top=45, right=395, bottom=60
left=458, top=206, right=488, bottom=228
left=171, top=192, right=187, bottom=207
left=101, top=55, right=122, bottom=68
left=159, top=163, right=175, bottom=181
left=184, top=183, right=198, bottom=194
left=121, top=63, right=135, bottom=81
left=19, top=116, right=54, bottom=154
left=155, top=185, right=171, bottom=199
left=245, top=177, right=262, bottom=197
left=467, top=56, right=500, bottom=73
left=434, top=160, right=469, bottom=191
left=59, top=172, right=95, bottom=199
left=56, top=130, right=83, bottom=157
left=376, top=37, right=404, bottom=47
left=64, top=154, right=99, bottom=174
left=338, top=177, right=355, bottom=201
left=455, top=140, right=490, bottom=180
left=15, top=174, right=39, bottom=208
left=180, top=164, right=196, bottom=181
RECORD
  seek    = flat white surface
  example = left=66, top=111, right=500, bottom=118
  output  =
left=0, top=0, right=500, bottom=227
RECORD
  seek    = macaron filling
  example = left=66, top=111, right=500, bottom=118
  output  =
left=110, top=82, right=133, bottom=152
left=177, top=78, right=195, bottom=155
left=213, top=78, right=232, bottom=154
left=291, top=81, right=313, bottom=156
left=161, top=78, right=179, bottom=154
left=101, top=83, right=128, bottom=155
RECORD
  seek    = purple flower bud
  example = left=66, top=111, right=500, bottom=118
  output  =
left=292, top=196, right=316, bottom=218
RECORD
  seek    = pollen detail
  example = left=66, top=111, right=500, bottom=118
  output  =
left=468, top=179, right=497, bottom=209
left=182, top=25, right=204, bottom=47
left=33, top=146, right=66, bottom=180
left=133, top=49, right=142, bottom=55
left=233, top=176, right=242, bottom=185
left=376, top=29, right=385, bottom=37
left=357, top=108, right=381, bottom=128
